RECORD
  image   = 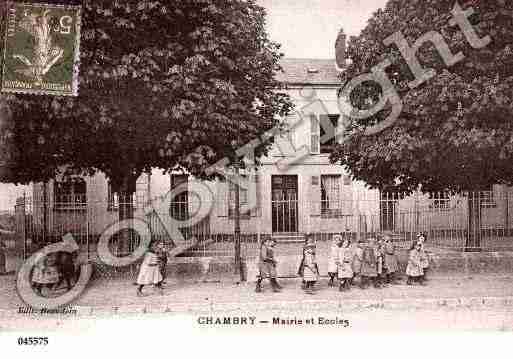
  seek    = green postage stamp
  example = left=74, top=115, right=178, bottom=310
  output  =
left=1, top=2, right=82, bottom=96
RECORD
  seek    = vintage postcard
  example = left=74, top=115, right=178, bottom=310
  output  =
left=1, top=0, right=513, bottom=353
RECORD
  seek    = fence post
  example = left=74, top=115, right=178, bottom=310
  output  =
left=234, top=167, right=243, bottom=282
left=42, top=181, right=48, bottom=244
left=414, top=189, right=420, bottom=238
left=505, top=188, right=509, bottom=236
left=355, top=187, right=361, bottom=243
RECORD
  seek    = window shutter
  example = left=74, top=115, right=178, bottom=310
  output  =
left=216, top=180, right=229, bottom=217
left=250, top=173, right=262, bottom=217
left=319, top=114, right=330, bottom=145
left=341, top=180, right=353, bottom=215
left=310, top=114, right=320, bottom=154
left=309, top=175, right=321, bottom=216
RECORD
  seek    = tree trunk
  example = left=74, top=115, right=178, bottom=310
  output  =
left=234, top=167, right=243, bottom=281
left=117, top=175, right=136, bottom=257
left=465, top=191, right=482, bottom=252
left=42, top=181, right=48, bottom=244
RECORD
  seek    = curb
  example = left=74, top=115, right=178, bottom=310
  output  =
left=3, top=295, right=513, bottom=318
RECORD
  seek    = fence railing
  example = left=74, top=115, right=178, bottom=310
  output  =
left=9, top=189, right=513, bottom=262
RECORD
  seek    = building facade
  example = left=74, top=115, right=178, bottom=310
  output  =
left=28, top=58, right=513, bottom=242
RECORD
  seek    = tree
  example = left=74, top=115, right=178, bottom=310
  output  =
left=1, top=0, right=292, bottom=252
left=330, top=0, right=513, bottom=250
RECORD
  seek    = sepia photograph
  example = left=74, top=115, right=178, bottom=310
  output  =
left=1, top=0, right=513, bottom=352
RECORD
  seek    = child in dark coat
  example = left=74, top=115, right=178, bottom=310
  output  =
left=156, top=241, right=168, bottom=285
left=383, top=234, right=399, bottom=284
left=360, top=238, right=381, bottom=289
left=256, top=239, right=282, bottom=293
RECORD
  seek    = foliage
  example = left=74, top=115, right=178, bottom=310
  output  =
left=1, top=0, right=292, bottom=194
left=331, top=0, right=513, bottom=193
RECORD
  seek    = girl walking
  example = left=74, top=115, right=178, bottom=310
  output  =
left=417, top=233, right=430, bottom=282
left=32, top=254, right=59, bottom=296
left=352, top=239, right=365, bottom=287
left=406, top=242, right=425, bottom=285
left=302, top=243, right=319, bottom=294
left=298, top=234, right=316, bottom=289
left=256, top=238, right=282, bottom=293
left=360, top=238, right=380, bottom=289
left=383, top=234, right=399, bottom=284
left=327, top=234, right=342, bottom=287
left=136, top=241, right=164, bottom=296
left=336, top=238, right=353, bottom=291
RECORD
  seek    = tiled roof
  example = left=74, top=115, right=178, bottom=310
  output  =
left=276, top=58, right=342, bottom=85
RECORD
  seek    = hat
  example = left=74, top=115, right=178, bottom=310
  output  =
left=332, top=234, right=343, bottom=242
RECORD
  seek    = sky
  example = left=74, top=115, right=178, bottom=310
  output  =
left=0, top=0, right=389, bottom=210
left=258, top=0, right=389, bottom=59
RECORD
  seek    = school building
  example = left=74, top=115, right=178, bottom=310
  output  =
left=23, top=54, right=513, bottom=248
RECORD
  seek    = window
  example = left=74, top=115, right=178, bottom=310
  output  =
left=54, top=179, right=87, bottom=210
left=480, top=187, right=496, bottom=208
left=229, top=182, right=250, bottom=219
left=170, top=175, right=189, bottom=220
left=228, top=176, right=250, bottom=219
left=227, top=174, right=261, bottom=219
left=321, top=175, right=342, bottom=217
left=429, top=192, right=451, bottom=211
left=310, top=114, right=340, bottom=154
left=107, top=183, right=140, bottom=211
left=320, top=115, right=339, bottom=154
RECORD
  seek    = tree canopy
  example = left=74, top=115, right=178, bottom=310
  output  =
left=1, top=0, right=292, bottom=193
left=331, top=0, right=513, bottom=193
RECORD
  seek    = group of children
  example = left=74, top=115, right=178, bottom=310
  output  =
left=31, top=251, right=79, bottom=296
left=256, top=232, right=430, bottom=294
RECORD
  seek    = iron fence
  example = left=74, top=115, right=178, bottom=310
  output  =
left=8, top=189, right=513, bottom=266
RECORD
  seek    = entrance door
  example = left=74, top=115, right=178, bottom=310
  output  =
left=271, top=175, right=298, bottom=233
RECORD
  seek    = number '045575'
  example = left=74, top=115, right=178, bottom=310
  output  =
left=17, top=337, right=49, bottom=346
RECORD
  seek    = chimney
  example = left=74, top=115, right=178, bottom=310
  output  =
left=335, top=28, right=346, bottom=71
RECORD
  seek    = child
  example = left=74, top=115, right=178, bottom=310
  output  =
left=352, top=240, right=365, bottom=287
left=336, top=238, right=353, bottom=291
left=383, top=234, right=399, bottom=284
left=406, top=242, right=426, bottom=285
left=302, top=243, right=319, bottom=294
left=298, top=234, right=315, bottom=289
left=256, top=239, right=282, bottom=293
left=157, top=241, right=169, bottom=285
left=417, top=233, right=430, bottom=282
left=376, top=236, right=387, bottom=287
left=360, top=238, right=380, bottom=289
left=327, top=234, right=342, bottom=287
left=136, top=241, right=164, bottom=296
left=32, top=254, right=59, bottom=296
left=54, top=251, right=78, bottom=291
